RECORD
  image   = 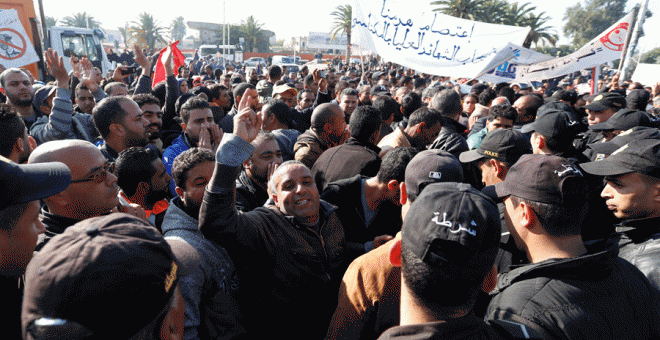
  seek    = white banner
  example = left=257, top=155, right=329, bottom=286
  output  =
left=0, top=9, right=40, bottom=68
left=515, top=12, right=634, bottom=82
left=352, top=0, right=530, bottom=78
left=476, top=44, right=553, bottom=83
left=631, top=63, right=660, bottom=87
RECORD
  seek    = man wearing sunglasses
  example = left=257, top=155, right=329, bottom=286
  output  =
left=28, top=140, right=145, bottom=251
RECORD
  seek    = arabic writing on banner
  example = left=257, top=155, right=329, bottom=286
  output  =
left=352, top=0, right=530, bottom=78
left=0, top=9, right=40, bottom=69
left=476, top=44, right=553, bottom=83
left=515, top=12, right=634, bottom=82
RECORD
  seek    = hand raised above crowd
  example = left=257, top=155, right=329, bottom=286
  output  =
left=44, top=48, right=69, bottom=90
left=234, top=88, right=262, bottom=144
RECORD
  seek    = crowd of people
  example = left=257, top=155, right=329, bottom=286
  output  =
left=2, top=42, right=660, bottom=340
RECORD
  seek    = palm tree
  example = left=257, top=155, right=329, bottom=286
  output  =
left=45, top=16, right=58, bottom=28
left=61, top=12, right=100, bottom=29
left=522, top=12, right=558, bottom=48
left=500, top=2, right=535, bottom=26
left=130, top=12, right=166, bottom=51
left=169, top=16, right=186, bottom=42
left=476, top=0, right=508, bottom=23
left=119, top=23, right=131, bottom=48
left=330, top=4, right=352, bottom=63
left=432, top=0, right=486, bottom=20
left=239, top=16, right=265, bottom=52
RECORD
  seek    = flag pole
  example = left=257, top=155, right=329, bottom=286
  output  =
left=620, top=0, right=649, bottom=82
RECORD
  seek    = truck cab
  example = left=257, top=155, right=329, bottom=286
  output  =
left=48, top=27, right=112, bottom=76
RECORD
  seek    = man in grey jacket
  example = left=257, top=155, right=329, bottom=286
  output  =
left=162, top=147, right=242, bottom=340
left=30, top=49, right=99, bottom=144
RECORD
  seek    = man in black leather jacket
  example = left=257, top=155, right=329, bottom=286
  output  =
left=486, top=154, right=660, bottom=340
left=581, top=138, right=660, bottom=291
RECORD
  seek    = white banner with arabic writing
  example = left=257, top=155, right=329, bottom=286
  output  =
left=0, top=9, right=40, bottom=68
left=515, top=12, right=634, bottom=82
left=476, top=44, right=553, bottom=83
left=352, top=0, right=531, bottom=78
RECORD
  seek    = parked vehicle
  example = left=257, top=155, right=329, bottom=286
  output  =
left=271, top=55, right=299, bottom=73
left=244, top=57, right=267, bottom=68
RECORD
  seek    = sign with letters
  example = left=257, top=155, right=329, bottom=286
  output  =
left=476, top=44, right=553, bottom=83
left=515, top=12, right=634, bottom=82
left=352, top=0, right=530, bottom=78
left=0, top=9, right=39, bottom=68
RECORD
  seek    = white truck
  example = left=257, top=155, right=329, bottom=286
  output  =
left=47, top=27, right=113, bottom=75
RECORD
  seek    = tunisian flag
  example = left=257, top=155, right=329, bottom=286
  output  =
left=152, top=41, right=186, bottom=88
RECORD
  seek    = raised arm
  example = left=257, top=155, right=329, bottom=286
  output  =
left=198, top=89, right=262, bottom=245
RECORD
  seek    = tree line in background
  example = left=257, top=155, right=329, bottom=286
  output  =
left=44, top=12, right=273, bottom=53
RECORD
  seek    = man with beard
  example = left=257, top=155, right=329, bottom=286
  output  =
left=162, top=147, right=243, bottom=339
left=74, top=84, right=96, bottom=114
left=92, top=96, right=150, bottom=162
left=0, top=104, right=36, bottom=164
left=132, top=94, right=164, bottom=152
left=247, top=67, right=259, bottom=86
left=0, top=68, right=41, bottom=129
left=163, top=98, right=222, bottom=195
left=113, top=147, right=173, bottom=231
left=236, top=131, right=283, bottom=211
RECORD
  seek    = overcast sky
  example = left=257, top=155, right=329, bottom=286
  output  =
left=40, top=0, right=660, bottom=52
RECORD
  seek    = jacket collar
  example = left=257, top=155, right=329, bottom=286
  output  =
left=344, top=137, right=381, bottom=154
left=39, top=206, right=84, bottom=235
left=617, top=216, right=660, bottom=243
left=495, top=235, right=619, bottom=292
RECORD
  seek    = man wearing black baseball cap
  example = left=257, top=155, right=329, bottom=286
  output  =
left=581, top=139, right=660, bottom=291
left=587, top=108, right=658, bottom=143
left=0, top=156, right=71, bottom=339
left=22, top=214, right=185, bottom=340
left=326, top=149, right=465, bottom=340
left=459, top=129, right=531, bottom=187
left=575, top=92, right=626, bottom=152
left=485, top=154, right=660, bottom=339
left=379, top=183, right=530, bottom=339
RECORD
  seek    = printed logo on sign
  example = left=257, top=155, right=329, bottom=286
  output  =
left=600, top=23, right=629, bottom=51
left=0, top=28, right=27, bottom=60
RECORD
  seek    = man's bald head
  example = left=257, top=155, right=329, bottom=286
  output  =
left=492, top=96, right=510, bottom=106
left=311, top=103, right=342, bottom=130
left=28, top=140, right=98, bottom=165
left=28, top=140, right=119, bottom=219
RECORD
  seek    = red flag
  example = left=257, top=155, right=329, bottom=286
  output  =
left=152, top=41, right=186, bottom=88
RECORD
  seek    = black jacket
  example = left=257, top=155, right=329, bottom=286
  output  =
left=312, top=137, right=381, bottom=192
left=36, top=208, right=83, bottom=252
left=1, top=275, right=24, bottom=340
left=429, top=119, right=469, bottom=160
left=486, top=236, right=660, bottom=340
left=377, top=315, right=506, bottom=340
left=235, top=169, right=269, bottom=212
left=321, top=175, right=401, bottom=259
left=617, top=216, right=660, bottom=292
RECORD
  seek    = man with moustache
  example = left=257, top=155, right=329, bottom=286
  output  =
left=93, top=96, right=151, bottom=162
left=133, top=94, right=165, bottom=152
